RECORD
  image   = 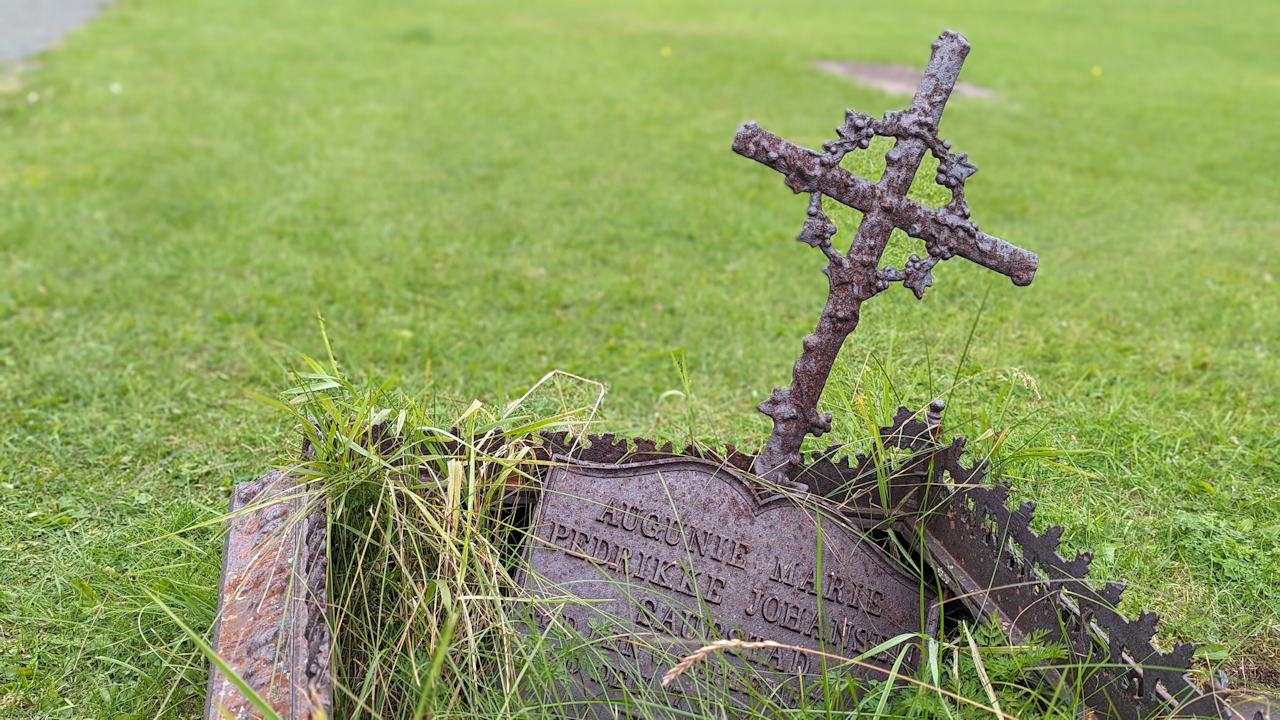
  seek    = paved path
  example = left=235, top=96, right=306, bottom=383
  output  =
left=1, top=0, right=110, bottom=64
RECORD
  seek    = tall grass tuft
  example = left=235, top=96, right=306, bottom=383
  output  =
left=259, top=345, right=557, bottom=717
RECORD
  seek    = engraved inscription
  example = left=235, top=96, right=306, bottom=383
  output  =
left=539, top=516, right=731, bottom=604
left=518, top=458, right=935, bottom=713
left=596, top=500, right=751, bottom=570
left=767, top=555, right=885, bottom=616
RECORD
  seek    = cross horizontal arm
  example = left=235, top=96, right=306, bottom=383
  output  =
left=732, top=121, right=879, bottom=213
left=733, top=122, right=1038, bottom=286
left=894, top=197, right=1037, bottom=286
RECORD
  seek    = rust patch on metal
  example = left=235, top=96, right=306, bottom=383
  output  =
left=517, top=457, right=936, bottom=713
left=205, top=471, right=330, bottom=720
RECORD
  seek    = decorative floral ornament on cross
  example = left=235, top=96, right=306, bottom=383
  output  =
left=731, top=29, right=1039, bottom=483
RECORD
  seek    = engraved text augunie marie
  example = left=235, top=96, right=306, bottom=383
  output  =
left=518, top=459, right=935, bottom=710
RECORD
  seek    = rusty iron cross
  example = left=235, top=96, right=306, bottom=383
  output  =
left=733, top=30, right=1039, bottom=483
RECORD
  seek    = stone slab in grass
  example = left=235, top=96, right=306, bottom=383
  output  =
left=812, top=59, right=998, bottom=98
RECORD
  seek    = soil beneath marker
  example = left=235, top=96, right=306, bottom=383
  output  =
left=813, top=59, right=998, bottom=98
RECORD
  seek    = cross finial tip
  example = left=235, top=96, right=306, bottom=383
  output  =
left=731, top=121, right=759, bottom=153
left=938, top=29, right=970, bottom=47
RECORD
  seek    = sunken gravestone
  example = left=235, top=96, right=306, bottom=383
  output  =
left=207, top=29, right=1277, bottom=720
left=518, top=458, right=937, bottom=710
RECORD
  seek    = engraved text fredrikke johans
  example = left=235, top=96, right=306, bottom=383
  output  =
left=536, top=497, right=903, bottom=671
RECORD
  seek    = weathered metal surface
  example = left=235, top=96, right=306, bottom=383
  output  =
left=206, top=471, right=331, bottom=720
left=732, top=30, right=1038, bottom=483
left=517, top=457, right=937, bottom=714
left=812, top=406, right=1272, bottom=720
left=534, top=415, right=1274, bottom=719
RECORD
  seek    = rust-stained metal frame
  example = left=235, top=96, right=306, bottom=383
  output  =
left=732, top=30, right=1037, bottom=484
left=205, top=471, right=331, bottom=720
left=849, top=408, right=1265, bottom=720
left=205, top=423, right=1273, bottom=720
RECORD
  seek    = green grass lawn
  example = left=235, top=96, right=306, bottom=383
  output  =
left=1, top=0, right=1277, bottom=715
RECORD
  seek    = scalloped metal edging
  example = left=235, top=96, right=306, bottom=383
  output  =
left=206, top=425, right=1275, bottom=719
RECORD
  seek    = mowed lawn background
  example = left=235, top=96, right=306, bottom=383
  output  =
left=2, top=0, right=1277, bottom=715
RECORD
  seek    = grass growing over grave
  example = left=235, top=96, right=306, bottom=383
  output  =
left=247, top=358, right=1076, bottom=718
left=0, top=0, right=1277, bottom=715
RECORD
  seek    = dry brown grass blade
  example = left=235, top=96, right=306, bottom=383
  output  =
left=662, top=637, right=1020, bottom=720
left=660, top=639, right=785, bottom=687
left=963, top=623, right=1004, bottom=718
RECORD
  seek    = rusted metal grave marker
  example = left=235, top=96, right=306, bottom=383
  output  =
left=518, top=457, right=937, bottom=713
left=515, top=28, right=1016, bottom=714
left=208, top=29, right=1276, bottom=720
left=515, top=29, right=1274, bottom=719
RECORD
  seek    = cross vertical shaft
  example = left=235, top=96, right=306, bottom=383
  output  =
left=850, top=32, right=968, bottom=273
